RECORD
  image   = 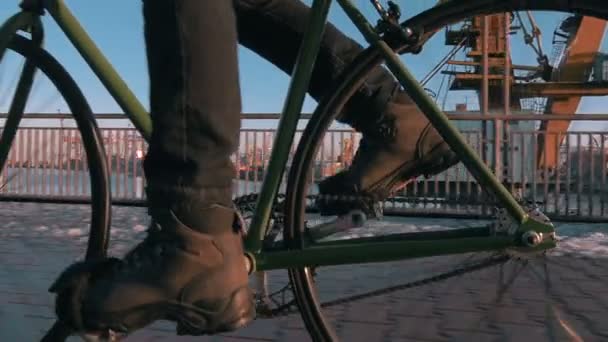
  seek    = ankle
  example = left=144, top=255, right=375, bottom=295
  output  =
left=146, top=185, right=236, bottom=234
left=172, top=204, right=236, bottom=235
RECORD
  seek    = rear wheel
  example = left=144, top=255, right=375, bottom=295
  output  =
left=284, top=2, right=608, bottom=340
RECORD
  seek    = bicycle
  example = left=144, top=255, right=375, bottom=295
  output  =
left=2, top=0, right=605, bottom=341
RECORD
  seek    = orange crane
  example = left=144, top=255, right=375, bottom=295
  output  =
left=536, top=16, right=607, bottom=170
left=441, top=11, right=607, bottom=173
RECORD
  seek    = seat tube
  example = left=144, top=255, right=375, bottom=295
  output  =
left=244, top=0, right=333, bottom=253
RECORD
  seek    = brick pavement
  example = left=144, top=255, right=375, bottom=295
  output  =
left=1, top=202, right=607, bottom=341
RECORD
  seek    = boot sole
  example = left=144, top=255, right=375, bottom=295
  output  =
left=369, top=142, right=460, bottom=194
left=318, top=143, right=459, bottom=216
left=404, top=143, right=460, bottom=179
left=88, top=286, right=256, bottom=337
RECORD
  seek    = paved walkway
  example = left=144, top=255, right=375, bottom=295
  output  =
left=1, top=202, right=607, bottom=341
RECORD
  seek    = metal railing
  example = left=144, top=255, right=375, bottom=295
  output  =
left=1, top=114, right=608, bottom=222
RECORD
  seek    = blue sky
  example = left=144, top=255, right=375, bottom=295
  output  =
left=1, top=0, right=607, bottom=130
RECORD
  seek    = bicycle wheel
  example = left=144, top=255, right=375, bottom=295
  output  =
left=1, top=34, right=111, bottom=257
left=284, top=2, right=608, bottom=341
left=0, top=32, right=111, bottom=282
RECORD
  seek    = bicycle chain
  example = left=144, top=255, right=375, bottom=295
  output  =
left=233, top=192, right=515, bottom=318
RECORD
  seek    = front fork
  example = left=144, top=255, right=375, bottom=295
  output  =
left=0, top=11, right=44, bottom=172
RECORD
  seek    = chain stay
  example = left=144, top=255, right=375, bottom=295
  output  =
left=257, top=253, right=510, bottom=318
left=234, top=192, right=516, bottom=318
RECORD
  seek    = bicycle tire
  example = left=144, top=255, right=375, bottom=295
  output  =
left=283, top=2, right=608, bottom=341
left=1, top=35, right=111, bottom=341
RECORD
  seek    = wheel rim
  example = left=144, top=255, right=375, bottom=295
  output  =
left=283, top=3, right=608, bottom=341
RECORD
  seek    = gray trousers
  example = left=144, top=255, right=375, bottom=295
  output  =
left=142, top=0, right=397, bottom=205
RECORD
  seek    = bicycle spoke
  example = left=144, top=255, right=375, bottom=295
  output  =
left=537, top=258, right=585, bottom=342
left=527, top=259, right=591, bottom=341
left=495, top=258, right=529, bottom=303
left=1, top=138, right=43, bottom=190
left=0, top=55, right=6, bottom=107
left=0, top=167, right=18, bottom=191
left=0, top=55, right=24, bottom=107
left=28, top=73, right=62, bottom=113
left=453, top=254, right=539, bottom=340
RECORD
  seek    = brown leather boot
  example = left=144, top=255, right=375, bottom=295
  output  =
left=318, top=89, right=459, bottom=216
left=78, top=204, right=255, bottom=335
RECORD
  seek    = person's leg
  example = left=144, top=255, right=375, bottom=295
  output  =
left=235, top=0, right=459, bottom=216
left=234, top=0, right=396, bottom=116
left=52, top=0, right=254, bottom=335
left=144, top=2, right=242, bottom=204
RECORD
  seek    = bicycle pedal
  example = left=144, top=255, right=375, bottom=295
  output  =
left=308, top=210, right=367, bottom=241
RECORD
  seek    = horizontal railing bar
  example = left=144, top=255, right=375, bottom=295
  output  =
left=448, top=114, right=608, bottom=121
left=3, top=112, right=608, bottom=121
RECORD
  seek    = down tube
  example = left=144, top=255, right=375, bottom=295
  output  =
left=244, top=0, right=332, bottom=253
left=337, top=0, right=527, bottom=223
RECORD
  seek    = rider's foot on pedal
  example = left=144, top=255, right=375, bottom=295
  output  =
left=317, top=88, right=459, bottom=217
left=77, top=195, right=255, bottom=336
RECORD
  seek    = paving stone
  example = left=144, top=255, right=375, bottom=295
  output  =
left=387, top=316, right=448, bottom=341
left=445, top=310, right=495, bottom=328
left=490, top=325, right=549, bottom=341
left=387, top=297, right=437, bottom=318
left=274, top=327, right=313, bottom=342
left=1, top=202, right=606, bottom=341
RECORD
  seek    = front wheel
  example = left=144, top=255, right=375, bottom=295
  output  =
left=0, top=34, right=111, bottom=340
left=283, top=2, right=608, bottom=341
left=1, top=34, right=111, bottom=259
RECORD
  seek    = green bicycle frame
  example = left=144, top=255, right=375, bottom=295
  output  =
left=0, top=0, right=554, bottom=273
